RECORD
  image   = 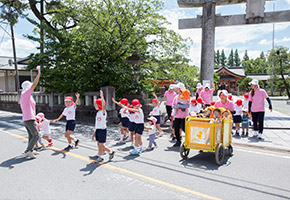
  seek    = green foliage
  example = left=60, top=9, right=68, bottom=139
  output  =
left=238, top=77, right=252, bottom=91
left=0, top=0, right=28, bottom=26
left=243, top=50, right=249, bottom=61
left=220, top=50, right=227, bottom=66
left=260, top=51, right=265, bottom=60
left=26, top=0, right=191, bottom=97
left=234, top=49, right=241, bottom=67
left=242, top=57, right=269, bottom=75
left=227, top=49, right=234, bottom=67
left=215, top=50, right=220, bottom=65
left=267, top=46, right=290, bottom=98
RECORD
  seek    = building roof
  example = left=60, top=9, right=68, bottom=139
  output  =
left=0, top=56, right=28, bottom=71
left=247, top=73, right=290, bottom=81
left=215, top=66, right=245, bottom=77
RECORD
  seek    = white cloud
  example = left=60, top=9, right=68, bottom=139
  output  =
left=0, top=36, right=38, bottom=58
left=286, top=0, right=290, bottom=5
left=259, top=39, right=271, bottom=45
left=247, top=50, right=261, bottom=59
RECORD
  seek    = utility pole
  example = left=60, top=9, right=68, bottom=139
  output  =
left=10, top=23, right=20, bottom=93
left=271, top=2, right=275, bottom=96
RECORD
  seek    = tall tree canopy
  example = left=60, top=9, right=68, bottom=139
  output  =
left=25, top=0, right=193, bottom=96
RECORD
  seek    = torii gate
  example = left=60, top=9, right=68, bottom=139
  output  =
left=178, top=0, right=290, bottom=84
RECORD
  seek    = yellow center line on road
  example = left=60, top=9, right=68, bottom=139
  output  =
left=6, top=131, right=222, bottom=200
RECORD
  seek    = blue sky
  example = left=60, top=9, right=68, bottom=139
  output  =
left=0, top=0, right=290, bottom=67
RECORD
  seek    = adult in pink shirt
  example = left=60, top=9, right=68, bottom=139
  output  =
left=200, top=82, right=215, bottom=106
left=195, top=83, right=203, bottom=99
left=171, top=82, right=189, bottom=147
left=160, top=84, right=177, bottom=120
left=20, top=66, right=41, bottom=158
left=214, top=90, right=235, bottom=111
left=248, top=79, right=272, bottom=139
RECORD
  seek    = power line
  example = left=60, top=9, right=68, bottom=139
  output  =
left=0, top=23, right=11, bottom=36
left=0, top=23, right=9, bottom=49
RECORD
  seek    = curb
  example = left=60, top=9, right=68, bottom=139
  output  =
left=232, top=141, right=290, bottom=154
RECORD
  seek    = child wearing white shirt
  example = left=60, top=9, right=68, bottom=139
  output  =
left=145, top=116, right=158, bottom=150
left=92, top=90, right=115, bottom=163
left=55, top=93, right=80, bottom=151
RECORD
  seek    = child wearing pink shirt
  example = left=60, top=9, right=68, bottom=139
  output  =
left=200, top=82, right=215, bottom=107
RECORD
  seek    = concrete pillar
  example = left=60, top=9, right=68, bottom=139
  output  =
left=101, top=86, right=115, bottom=111
left=200, top=2, right=216, bottom=84
left=49, top=93, right=54, bottom=107
left=85, top=95, right=92, bottom=106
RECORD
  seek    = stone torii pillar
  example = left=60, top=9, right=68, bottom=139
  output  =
left=178, top=0, right=290, bottom=84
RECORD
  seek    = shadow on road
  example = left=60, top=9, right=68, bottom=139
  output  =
left=51, top=149, right=66, bottom=159
left=179, top=151, right=231, bottom=171
left=0, top=156, right=34, bottom=169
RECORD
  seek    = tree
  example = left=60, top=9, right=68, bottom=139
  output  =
left=26, top=0, right=191, bottom=97
left=234, top=49, right=241, bottom=67
left=0, top=0, right=28, bottom=91
left=215, top=49, right=220, bottom=65
left=243, top=50, right=249, bottom=61
left=242, top=57, right=269, bottom=75
left=227, top=49, right=234, bottom=67
left=220, top=49, right=227, bottom=67
left=268, top=46, right=290, bottom=99
left=238, top=77, right=252, bottom=91
left=267, top=74, right=290, bottom=96
left=260, top=51, right=265, bottom=60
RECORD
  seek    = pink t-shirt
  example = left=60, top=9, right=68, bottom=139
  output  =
left=172, top=95, right=189, bottom=119
left=196, top=88, right=203, bottom=94
left=200, top=89, right=214, bottom=105
left=249, top=88, right=268, bottom=112
left=164, top=90, right=177, bottom=106
left=214, top=100, right=235, bottom=111
left=20, top=88, right=36, bottom=121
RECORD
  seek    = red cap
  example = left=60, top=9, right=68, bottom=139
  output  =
left=228, top=95, right=233, bottom=100
left=152, top=99, right=158, bottom=103
left=235, top=99, right=243, bottom=106
left=197, top=98, right=203, bottom=104
left=94, top=99, right=106, bottom=110
left=210, top=101, right=216, bottom=106
left=132, top=99, right=141, bottom=107
left=120, top=98, right=129, bottom=106
left=244, top=93, right=249, bottom=99
left=191, top=99, right=197, bottom=104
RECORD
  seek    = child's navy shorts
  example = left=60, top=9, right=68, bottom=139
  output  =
left=129, top=122, right=136, bottom=132
left=121, top=117, right=130, bottom=128
left=135, top=123, right=144, bottom=135
left=153, top=115, right=161, bottom=125
left=95, top=129, right=107, bottom=143
left=66, top=120, right=76, bottom=131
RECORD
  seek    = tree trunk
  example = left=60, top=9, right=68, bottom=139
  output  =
left=280, top=61, right=290, bottom=99
left=10, top=24, right=20, bottom=93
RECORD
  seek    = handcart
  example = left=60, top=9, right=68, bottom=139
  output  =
left=180, top=116, right=233, bottom=165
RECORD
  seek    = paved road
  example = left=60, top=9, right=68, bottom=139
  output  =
left=1, top=111, right=290, bottom=200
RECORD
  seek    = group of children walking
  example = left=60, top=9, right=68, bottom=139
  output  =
left=30, top=83, right=252, bottom=162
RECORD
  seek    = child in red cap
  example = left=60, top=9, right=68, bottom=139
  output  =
left=54, top=93, right=80, bottom=151
left=233, top=99, right=243, bottom=136
left=92, top=90, right=115, bottom=163
left=120, top=99, right=145, bottom=155
left=113, top=98, right=130, bottom=144
left=152, top=92, right=164, bottom=137
left=189, top=99, right=199, bottom=116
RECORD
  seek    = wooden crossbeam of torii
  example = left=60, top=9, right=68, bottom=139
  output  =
left=178, top=0, right=290, bottom=84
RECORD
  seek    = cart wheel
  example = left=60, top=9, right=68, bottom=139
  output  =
left=228, top=145, right=233, bottom=156
left=180, top=142, right=190, bottom=159
left=215, top=144, right=225, bottom=165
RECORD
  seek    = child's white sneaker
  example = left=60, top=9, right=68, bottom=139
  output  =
left=258, top=133, right=263, bottom=139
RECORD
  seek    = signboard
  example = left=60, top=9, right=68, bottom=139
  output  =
left=202, top=80, right=211, bottom=88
